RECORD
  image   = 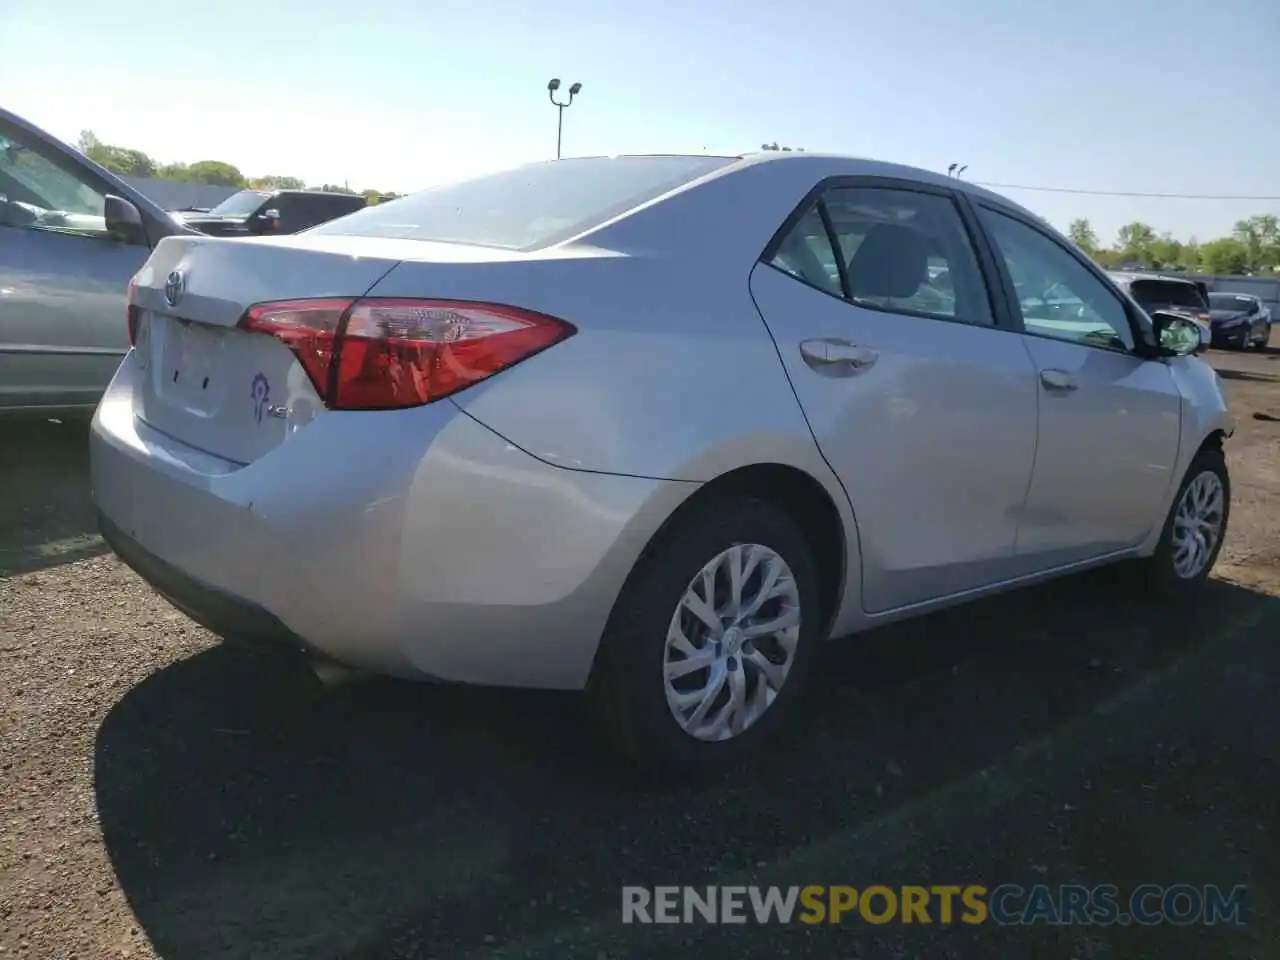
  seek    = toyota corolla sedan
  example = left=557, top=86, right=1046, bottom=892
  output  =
left=90, top=152, right=1233, bottom=771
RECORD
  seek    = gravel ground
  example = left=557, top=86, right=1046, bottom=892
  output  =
left=1, top=348, right=1278, bottom=960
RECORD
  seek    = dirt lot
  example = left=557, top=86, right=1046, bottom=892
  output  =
left=2, top=349, right=1278, bottom=960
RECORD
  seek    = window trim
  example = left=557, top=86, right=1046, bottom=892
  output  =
left=758, top=175, right=1014, bottom=332
left=966, top=197, right=1160, bottom=358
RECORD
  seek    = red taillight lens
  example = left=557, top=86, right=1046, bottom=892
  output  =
left=240, top=298, right=353, bottom=398
left=239, top=297, right=575, bottom=410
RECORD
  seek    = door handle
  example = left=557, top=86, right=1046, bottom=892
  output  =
left=1039, top=368, right=1078, bottom=392
left=799, top=339, right=879, bottom=377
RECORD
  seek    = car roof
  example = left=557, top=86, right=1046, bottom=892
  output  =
left=572, top=150, right=1052, bottom=227
left=276, top=190, right=365, bottom=198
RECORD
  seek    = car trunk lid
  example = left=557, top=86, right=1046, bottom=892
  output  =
left=129, top=235, right=400, bottom=464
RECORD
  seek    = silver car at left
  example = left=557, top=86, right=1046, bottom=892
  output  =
left=0, top=107, right=195, bottom=416
left=89, top=152, right=1233, bottom=772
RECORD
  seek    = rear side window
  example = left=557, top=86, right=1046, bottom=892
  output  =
left=1129, top=279, right=1207, bottom=311
left=767, top=205, right=843, bottom=297
left=311, top=155, right=733, bottom=251
left=825, top=186, right=994, bottom=326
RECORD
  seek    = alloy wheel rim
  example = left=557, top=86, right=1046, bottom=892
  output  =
left=662, top=543, right=802, bottom=742
left=1171, top=470, right=1225, bottom=579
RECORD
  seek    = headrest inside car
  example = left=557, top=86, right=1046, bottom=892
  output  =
left=847, top=223, right=929, bottom=299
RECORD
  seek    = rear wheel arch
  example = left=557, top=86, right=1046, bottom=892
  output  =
left=624, top=462, right=847, bottom=637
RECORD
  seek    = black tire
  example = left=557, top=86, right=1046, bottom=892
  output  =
left=1138, top=446, right=1230, bottom=593
left=1254, top=325, right=1272, bottom=350
left=586, top=498, right=824, bottom=774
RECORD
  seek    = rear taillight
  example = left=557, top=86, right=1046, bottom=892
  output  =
left=239, top=297, right=575, bottom=410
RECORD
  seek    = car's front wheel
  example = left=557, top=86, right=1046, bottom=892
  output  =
left=1140, top=446, right=1231, bottom=591
left=587, top=498, right=823, bottom=773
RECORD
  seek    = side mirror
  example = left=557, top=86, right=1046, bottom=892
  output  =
left=1151, top=310, right=1210, bottom=357
left=104, top=195, right=145, bottom=245
left=252, top=208, right=281, bottom=234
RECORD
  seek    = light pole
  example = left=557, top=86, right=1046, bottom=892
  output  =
left=547, top=78, right=582, bottom=160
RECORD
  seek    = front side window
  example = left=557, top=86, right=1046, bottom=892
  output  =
left=822, top=186, right=994, bottom=326
left=0, top=126, right=110, bottom=238
left=980, top=208, right=1135, bottom=352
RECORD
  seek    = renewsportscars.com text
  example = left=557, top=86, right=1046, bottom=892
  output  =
left=621, top=884, right=1248, bottom=926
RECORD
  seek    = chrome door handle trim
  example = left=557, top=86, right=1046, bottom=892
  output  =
left=1039, top=368, right=1078, bottom=392
left=799, top=338, right=879, bottom=377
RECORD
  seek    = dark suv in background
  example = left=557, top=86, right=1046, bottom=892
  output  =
left=171, top=188, right=366, bottom=237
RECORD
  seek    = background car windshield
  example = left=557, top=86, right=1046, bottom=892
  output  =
left=310, top=155, right=734, bottom=250
left=1209, top=292, right=1256, bottom=309
left=1129, top=279, right=1206, bottom=310
left=209, top=190, right=269, bottom=217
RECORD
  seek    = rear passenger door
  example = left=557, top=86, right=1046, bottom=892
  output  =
left=749, top=179, right=1041, bottom=614
left=971, top=203, right=1183, bottom=568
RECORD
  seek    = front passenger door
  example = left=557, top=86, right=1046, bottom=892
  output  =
left=975, top=205, right=1183, bottom=568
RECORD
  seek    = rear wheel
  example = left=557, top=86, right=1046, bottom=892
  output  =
left=1139, top=447, right=1230, bottom=592
left=587, top=499, right=823, bottom=773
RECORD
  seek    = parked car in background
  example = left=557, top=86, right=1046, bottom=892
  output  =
left=91, top=152, right=1232, bottom=772
left=1206, top=291, right=1271, bottom=349
left=1109, top=271, right=1212, bottom=327
left=0, top=106, right=195, bottom=416
left=171, top=188, right=367, bottom=237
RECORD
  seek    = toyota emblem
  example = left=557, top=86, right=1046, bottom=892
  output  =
left=164, top=270, right=186, bottom=308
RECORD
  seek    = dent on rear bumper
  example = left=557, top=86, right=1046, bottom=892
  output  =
left=90, top=357, right=697, bottom=688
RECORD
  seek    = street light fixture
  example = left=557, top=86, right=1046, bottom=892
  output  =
left=547, top=78, right=583, bottom=160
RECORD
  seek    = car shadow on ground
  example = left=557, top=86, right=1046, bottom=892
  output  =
left=0, top=419, right=106, bottom=576
left=94, top=573, right=1279, bottom=960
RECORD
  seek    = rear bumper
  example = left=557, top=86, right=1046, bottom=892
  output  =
left=98, top=510, right=316, bottom=657
left=91, top=355, right=695, bottom=689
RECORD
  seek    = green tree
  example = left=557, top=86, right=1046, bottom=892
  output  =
left=1177, top=238, right=1202, bottom=272
left=1232, top=215, right=1280, bottom=272
left=251, top=175, right=306, bottom=190
left=75, top=130, right=156, bottom=177
left=156, top=162, right=190, bottom=180
left=1199, top=237, right=1249, bottom=275
left=183, top=160, right=245, bottom=187
left=1148, top=233, right=1183, bottom=270
left=1116, top=221, right=1156, bottom=264
left=1067, top=218, right=1098, bottom=253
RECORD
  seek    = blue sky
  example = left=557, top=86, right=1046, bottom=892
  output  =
left=2, top=0, right=1276, bottom=243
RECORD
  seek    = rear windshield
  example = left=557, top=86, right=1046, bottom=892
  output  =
left=1128, top=279, right=1207, bottom=311
left=1209, top=292, right=1256, bottom=309
left=309, top=155, right=734, bottom=251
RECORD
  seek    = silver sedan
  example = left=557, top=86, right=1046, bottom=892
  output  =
left=89, top=152, right=1233, bottom=771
